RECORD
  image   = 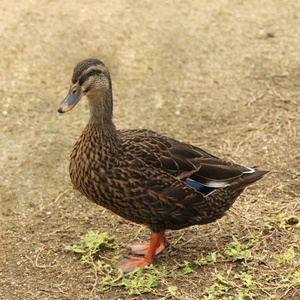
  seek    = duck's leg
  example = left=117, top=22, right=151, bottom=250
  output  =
left=114, top=232, right=167, bottom=273
left=128, top=231, right=169, bottom=256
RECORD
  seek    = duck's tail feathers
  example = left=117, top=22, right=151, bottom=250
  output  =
left=233, top=169, right=270, bottom=191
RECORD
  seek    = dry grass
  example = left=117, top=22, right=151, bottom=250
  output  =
left=0, top=0, right=299, bottom=299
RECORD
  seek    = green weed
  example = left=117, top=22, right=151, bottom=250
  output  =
left=180, top=261, right=194, bottom=275
left=288, top=270, right=300, bottom=285
left=224, top=236, right=257, bottom=261
left=264, top=214, right=299, bottom=230
left=103, top=268, right=159, bottom=295
left=100, top=266, right=162, bottom=295
left=63, top=230, right=118, bottom=263
left=98, top=264, right=180, bottom=296
left=203, top=269, right=235, bottom=298
left=274, top=246, right=296, bottom=265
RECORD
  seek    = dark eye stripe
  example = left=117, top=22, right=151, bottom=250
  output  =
left=78, top=70, right=103, bottom=86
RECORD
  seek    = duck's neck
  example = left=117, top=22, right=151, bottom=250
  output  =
left=87, top=91, right=118, bottom=141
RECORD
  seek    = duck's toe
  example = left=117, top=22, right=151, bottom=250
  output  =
left=128, top=241, right=168, bottom=256
left=114, top=257, right=151, bottom=273
left=128, top=243, right=150, bottom=255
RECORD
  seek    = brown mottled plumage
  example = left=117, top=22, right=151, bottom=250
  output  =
left=58, top=59, right=269, bottom=272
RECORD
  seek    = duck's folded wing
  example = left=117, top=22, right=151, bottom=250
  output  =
left=120, top=129, right=254, bottom=189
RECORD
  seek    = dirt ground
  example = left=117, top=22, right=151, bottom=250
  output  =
left=0, top=0, right=299, bottom=299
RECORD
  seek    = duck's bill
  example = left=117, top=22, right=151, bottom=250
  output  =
left=57, top=84, right=85, bottom=113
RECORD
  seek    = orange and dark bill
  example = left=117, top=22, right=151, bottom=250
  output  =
left=57, top=83, right=85, bottom=113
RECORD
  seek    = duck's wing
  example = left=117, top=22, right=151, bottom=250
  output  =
left=112, top=151, right=267, bottom=232
left=120, top=129, right=255, bottom=190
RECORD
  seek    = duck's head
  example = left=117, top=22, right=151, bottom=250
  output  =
left=58, top=58, right=112, bottom=114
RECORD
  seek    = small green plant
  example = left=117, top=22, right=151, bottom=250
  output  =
left=274, top=246, right=296, bottom=265
left=101, top=267, right=160, bottom=295
left=203, top=269, right=235, bottom=298
left=225, top=236, right=256, bottom=261
left=264, top=214, right=299, bottom=230
left=98, top=264, right=181, bottom=296
left=195, top=258, right=208, bottom=267
left=264, top=215, right=275, bottom=230
left=121, top=268, right=160, bottom=295
left=166, top=285, right=178, bottom=297
left=151, top=266, right=177, bottom=279
left=277, top=215, right=299, bottom=229
left=63, top=230, right=118, bottom=263
left=195, top=252, right=226, bottom=267
left=288, top=270, right=300, bottom=285
left=234, top=272, right=261, bottom=288
left=180, top=261, right=194, bottom=275
left=203, top=282, right=230, bottom=298
left=207, top=252, right=225, bottom=263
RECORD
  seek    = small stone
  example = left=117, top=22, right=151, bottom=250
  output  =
left=266, top=32, right=275, bottom=38
left=280, top=278, right=291, bottom=283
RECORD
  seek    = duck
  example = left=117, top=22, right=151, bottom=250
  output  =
left=57, top=58, right=268, bottom=273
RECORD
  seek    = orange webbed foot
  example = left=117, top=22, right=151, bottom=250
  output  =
left=114, top=232, right=169, bottom=273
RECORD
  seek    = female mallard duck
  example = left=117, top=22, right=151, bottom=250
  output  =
left=58, top=58, right=268, bottom=272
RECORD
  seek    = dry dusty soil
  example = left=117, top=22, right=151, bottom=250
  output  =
left=1, top=0, right=299, bottom=299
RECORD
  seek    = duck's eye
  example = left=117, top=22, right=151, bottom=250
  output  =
left=89, top=70, right=94, bottom=75
left=72, top=89, right=77, bottom=95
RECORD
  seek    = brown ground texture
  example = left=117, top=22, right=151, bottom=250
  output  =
left=0, top=0, right=299, bottom=299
